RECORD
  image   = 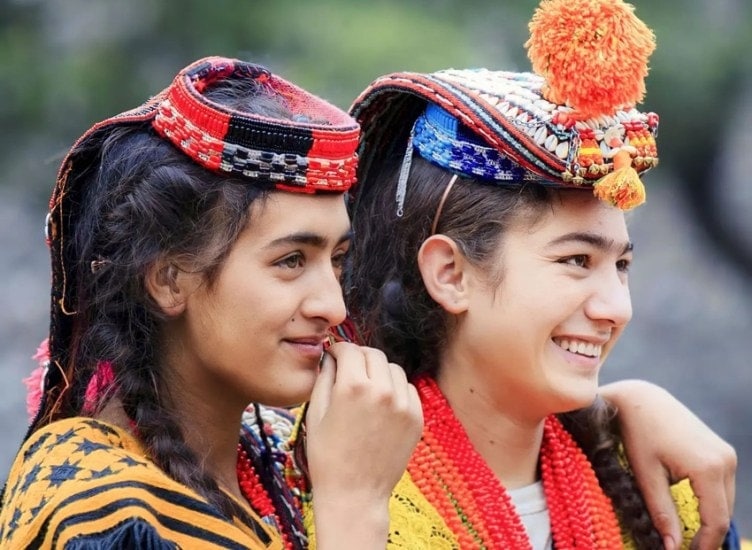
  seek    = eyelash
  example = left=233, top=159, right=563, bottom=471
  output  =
left=331, top=250, right=348, bottom=270
left=275, top=248, right=350, bottom=271
left=276, top=252, right=304, bottom=269
left=560, top=255, right=631, bottom=272
left=561, top=254, right=589, bottom=268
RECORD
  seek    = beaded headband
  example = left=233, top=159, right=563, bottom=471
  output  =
left=413, top=103, right=537, bottom=183
left=38, top=56, right=360, bottom=433
left=350, top=0, right=658, bottom=213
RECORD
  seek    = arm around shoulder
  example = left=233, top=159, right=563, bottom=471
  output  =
left=600, top=379, right=737, bottom=550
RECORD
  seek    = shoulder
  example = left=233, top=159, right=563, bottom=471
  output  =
left=0, top=417, right=280, bottom=549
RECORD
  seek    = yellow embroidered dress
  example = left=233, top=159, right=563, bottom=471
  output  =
left=0, top=417, right=281, bottom=549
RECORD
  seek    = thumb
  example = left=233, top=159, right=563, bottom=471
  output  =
left=306, top=352, right=336, bottom=430
left=633, top=465, right=681, bottom=550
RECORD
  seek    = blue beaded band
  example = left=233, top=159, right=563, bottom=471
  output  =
left=413, top=104, right=540, bottom=183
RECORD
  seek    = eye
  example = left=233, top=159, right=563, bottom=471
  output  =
left=276, top=252, right=304, bottom=269
left=331, top=248, right=349, bottom=270
left=616, top=258, right=631, bottom=273
left=561, top=255, right=589, bottom=268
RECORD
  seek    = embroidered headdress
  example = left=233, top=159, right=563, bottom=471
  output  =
left=350, top=0, right=658, bottom=213
left=36, top=56, right=360, bottom=432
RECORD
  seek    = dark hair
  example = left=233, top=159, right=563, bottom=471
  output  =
left=348, top=155, right=548, bottom=374
left=348, top=155, right=662, bottom=548
left=51, top=77, right=291, bottom=522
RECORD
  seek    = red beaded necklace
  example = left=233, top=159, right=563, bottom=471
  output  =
left=236, top=443, right=294, bottom=550
left=409, top=375, right=624, bottom=549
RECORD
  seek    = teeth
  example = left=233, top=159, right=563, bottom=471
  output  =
left=554, top=338, right=602, bottom=358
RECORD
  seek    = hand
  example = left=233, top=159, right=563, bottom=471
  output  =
left=305, top=342, right=423, bottom=549
left=601, top=380, right=737, bottom=550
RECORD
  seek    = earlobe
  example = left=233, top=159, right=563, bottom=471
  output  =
left=145, top=260, right=188, bottom=317
left=418, top=235, right=469, bottom=314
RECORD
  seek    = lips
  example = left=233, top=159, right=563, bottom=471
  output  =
left=285, top=336, right=328, bottom=347
left=283, top=335, right=328, bottom=361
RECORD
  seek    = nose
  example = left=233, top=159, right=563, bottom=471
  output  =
left=301, top=264, right=347, bottom=327
left=584, top=269, right=633, bottom=328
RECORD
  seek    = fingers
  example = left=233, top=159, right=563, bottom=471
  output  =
left=629, top=461, right=682, bottom=550
left=306, top=351, right=336, bottom=427
left=304, top=341, right=422, bottom=508
left=405, top=377, right=423, bottom=426
left=687, top=450, right=736, bottom=550
left=603, top=380, right=739, bottom=548
left=308, top=342, right=421, bottom=436
left=325, top=342, right=407, bottom=408
left=325, top=341, right=369, bottom=384
left=690, top=492, right=730, bottom=550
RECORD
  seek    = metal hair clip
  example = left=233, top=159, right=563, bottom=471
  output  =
left=90, top=258, right=111, bottom=273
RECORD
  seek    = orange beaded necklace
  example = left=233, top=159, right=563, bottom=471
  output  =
left=410, top=375, right=624, bottom=549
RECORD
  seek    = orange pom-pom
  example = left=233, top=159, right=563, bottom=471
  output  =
left=525, top=0, right=656, bottom=119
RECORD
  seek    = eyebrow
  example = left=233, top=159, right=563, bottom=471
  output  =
left=547, top=231, right=633, bottom=255
left=264, top=229, right=353, bottom=250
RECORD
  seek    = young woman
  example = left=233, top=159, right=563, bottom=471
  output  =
left=330, top=0, right=744, bottom=548
left=0, top=56, right=423, bottom=549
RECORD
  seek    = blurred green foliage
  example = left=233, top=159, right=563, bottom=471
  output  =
left=1, top=0, right=751, bottom=214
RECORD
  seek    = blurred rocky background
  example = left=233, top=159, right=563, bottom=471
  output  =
left=1, top=0, right=750, bottom=534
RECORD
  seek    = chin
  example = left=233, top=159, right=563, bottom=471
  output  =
left=553, top=381, right=600, bottom=413
left=265, top=375, right=317, bottom=408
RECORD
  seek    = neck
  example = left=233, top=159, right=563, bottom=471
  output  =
left=435, top=356, right=545, bottom=489
left=97, top=392, right=244, bottom=498
left=160, top=323, right=249, bottom=499
left=172, top=383, right=246, bottom=498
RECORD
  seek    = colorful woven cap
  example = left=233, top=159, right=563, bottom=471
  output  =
left=151, top=57, right=360, bottom=193
left=350, top=0, right=658, bottom=211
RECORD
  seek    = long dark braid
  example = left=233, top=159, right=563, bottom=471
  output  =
left=45, top=77, right=297, bottom=525
left=348, top=155, right=663, bottom=548
left=73, top=126, right=265, bottom=521
left=561, top=404, right=664, bottom=549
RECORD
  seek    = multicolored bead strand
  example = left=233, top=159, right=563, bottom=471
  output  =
left=236, top=443, right=293, bottom=550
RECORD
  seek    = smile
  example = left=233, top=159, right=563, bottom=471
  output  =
left=552, top=338, right=603, bottom=358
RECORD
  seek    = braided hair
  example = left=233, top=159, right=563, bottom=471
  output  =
left=34, top=77, right=292, bottom=523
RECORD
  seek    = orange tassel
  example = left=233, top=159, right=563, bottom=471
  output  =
left=593, top=149, right=646, bottom=210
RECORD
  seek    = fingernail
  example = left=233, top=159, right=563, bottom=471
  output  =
left=663, top=535, right=675, bottom=550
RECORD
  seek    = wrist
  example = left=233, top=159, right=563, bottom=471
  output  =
left=313, top=494, right=390, bottom=550
left=600, top=379, right=662, bottom=409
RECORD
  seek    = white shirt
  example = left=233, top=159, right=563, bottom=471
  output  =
left=508, top=481, right=553, bottom=550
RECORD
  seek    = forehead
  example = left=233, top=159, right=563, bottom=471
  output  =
left=247, top=191, right=350, bottom=240
left=519, top=190, right=629, bottom=241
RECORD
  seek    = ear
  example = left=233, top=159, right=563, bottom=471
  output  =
left=417, top=235, right=470, bottom=314
left=145, top=259, right=193, bottom=317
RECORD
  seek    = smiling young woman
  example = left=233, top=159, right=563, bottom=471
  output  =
left=321, top=0, right=744, bottom=547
